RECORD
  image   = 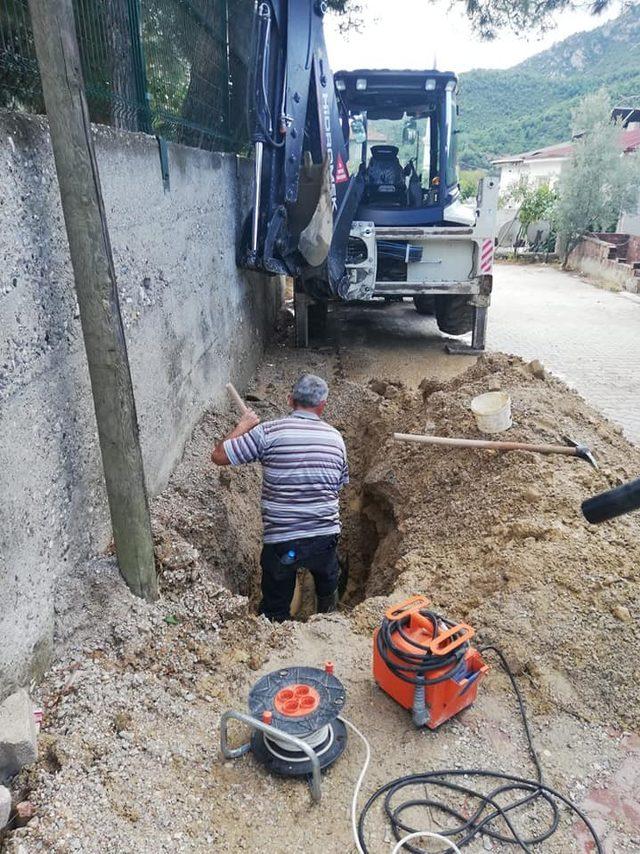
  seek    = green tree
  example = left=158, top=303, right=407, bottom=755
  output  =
left=553, top=90, right=640, bottom=266
left=502, top=177, right=557, bottom=253
left=329, top=0, right=639, bottom=38
left=459, top=169, right=486, bottom=200
left=450, top=0, right=637, bottom=39
left=520, top=184, right=556, bottom=230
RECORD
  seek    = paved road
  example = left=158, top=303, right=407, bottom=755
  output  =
left=325, top=263, right=640, bottom=444
left=488, top=264, right=640, bottom=445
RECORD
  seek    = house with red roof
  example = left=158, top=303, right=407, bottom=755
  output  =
left=492, top=127, right=640, bottom=200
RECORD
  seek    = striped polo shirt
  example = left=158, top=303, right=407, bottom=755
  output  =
left=223, top=410, right=349, bottom=543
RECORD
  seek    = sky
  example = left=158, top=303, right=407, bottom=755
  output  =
left=324, top=0, right=621, bottom=73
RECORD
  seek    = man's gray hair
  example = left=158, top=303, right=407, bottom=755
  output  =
left=292, top=374, right=329, bottom=407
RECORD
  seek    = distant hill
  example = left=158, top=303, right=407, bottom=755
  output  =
left=457, top=5, right=640, bottom=169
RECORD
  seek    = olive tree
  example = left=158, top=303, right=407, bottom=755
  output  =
left=452, top=0, right=635, bottom=39
left=554, top=90, right=640, bottom=267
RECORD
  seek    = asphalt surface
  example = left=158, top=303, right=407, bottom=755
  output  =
left=324, top=263, right=640, bottom=444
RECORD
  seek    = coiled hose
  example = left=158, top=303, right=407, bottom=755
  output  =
left=376, top=608, right=470, bottom=685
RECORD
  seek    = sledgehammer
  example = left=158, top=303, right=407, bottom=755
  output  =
left=393, top=433, right=598, bottom=468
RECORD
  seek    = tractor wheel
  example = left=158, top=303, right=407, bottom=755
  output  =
left=434, top=294, right=474, bottom=335
left=413, top=295, right=435, bottom=315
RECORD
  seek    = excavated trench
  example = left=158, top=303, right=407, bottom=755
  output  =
left=151, top=382, right=412, bottom=618
left=14, top=353, right=640, bottom=854
left=13, top=348, right=640, bottom=854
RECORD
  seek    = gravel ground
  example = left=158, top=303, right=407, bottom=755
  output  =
left=3, top=337, right=639, bottom=853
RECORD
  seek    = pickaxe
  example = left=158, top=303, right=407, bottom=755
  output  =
left=393, top=433, right=598, bottom=468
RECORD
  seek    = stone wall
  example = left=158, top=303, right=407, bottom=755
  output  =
left=0, top=111, right=279, bottom=700
left=568, top=234, right=640, bottom=293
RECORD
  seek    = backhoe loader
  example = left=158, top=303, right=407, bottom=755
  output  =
left=238, top=0, right=498, bottom=351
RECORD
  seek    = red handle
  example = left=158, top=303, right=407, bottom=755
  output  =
left=385, top=595, right=430, bottom=622
left=427, top=623, right=475, bottom=656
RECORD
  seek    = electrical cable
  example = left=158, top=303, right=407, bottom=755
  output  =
left=390, top=832, right=462, bottom=854
left=338, top=715, right=370, bottom=854
left=264, top=722, right=334, bottom=762
left=340, top=715, right=460, bottom=854
left=353, top=646, right=604, bottom=853
left=376, top=608, right=471, bottom=690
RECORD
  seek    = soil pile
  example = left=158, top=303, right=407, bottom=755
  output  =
left=352, top=353, right=640, bottom=730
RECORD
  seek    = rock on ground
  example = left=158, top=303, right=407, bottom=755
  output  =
left=0, top=784, right=11, bottom=829
left=0, top=690, right=37, bottom=783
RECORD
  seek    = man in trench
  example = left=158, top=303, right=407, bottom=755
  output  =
left=211, top=374, right=349, bottom=621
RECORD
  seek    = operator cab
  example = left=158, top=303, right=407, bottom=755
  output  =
left=335, top=69, right=474, bottom=227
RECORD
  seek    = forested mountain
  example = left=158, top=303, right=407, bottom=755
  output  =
left=457, top=5, right=640, bottom=169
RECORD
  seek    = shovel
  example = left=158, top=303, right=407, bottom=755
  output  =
left=393, top=433, right=598, bottom=468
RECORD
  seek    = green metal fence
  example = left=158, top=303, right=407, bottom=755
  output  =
left=0, top=0, right=252, bottom=152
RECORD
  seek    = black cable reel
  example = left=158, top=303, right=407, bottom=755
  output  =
left=220, top=663, right=347, bottom=803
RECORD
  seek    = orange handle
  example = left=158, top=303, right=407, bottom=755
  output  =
left=385, top=595, right=429, bottom=622
left=427, top=623, right=475, bottom=657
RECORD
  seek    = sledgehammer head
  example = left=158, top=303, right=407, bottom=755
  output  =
left=563, top=436, right=598, bottom=469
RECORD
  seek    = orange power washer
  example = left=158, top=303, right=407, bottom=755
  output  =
left=373, top=595, right=488, bottom=729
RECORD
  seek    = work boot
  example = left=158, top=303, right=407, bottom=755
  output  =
left=316, top=590, right=339, bottom=613
left=258, top=600, right=290, bottom=622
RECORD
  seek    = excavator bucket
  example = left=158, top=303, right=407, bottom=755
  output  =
left=297, top=155, right=333, bottom=267
left=239, top=0, right=363, bottom=299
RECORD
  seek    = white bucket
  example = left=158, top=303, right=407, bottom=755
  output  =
left=471, top=391, right=512, bottom=434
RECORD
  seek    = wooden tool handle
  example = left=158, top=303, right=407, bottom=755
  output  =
left=393, top=433, right=576, bottom=456
left=226, top=383, right=248, bottom=415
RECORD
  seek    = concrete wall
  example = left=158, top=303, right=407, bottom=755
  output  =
left=0, top=111, right=279, bottom=700
left=619, top=211, right=640, bottom=237
left=619, top=191, right=640, bottom=237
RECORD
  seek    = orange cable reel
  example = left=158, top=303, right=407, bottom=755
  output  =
left=373, top=595, right=488, bottom=729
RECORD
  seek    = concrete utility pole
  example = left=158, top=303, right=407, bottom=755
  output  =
left=28, top=0, right=157, bottom=600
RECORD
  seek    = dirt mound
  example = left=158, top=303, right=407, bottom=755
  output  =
left=354, top=353, right=640, bottom=729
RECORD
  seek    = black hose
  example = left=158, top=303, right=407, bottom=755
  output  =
left=376, top=608, right=469, bottom=686
left=582, top=475, right=640, bottom=523
left=357, top=645, right=604, bottom=853
left=249, top=3, right=285, bottom=149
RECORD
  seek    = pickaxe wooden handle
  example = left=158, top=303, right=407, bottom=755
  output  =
left=226, top=383, right=248, bottom=415
left=393, top=433, right=597, bottom=467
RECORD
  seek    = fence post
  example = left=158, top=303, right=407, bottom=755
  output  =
left=126, top=0, right=152, bottom=134
left=27, top=0, right=158, bottom=600
left=223, top=0, right=232, bottom=149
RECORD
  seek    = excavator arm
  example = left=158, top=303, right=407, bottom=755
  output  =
left=238, top=0, right=364, bottom=299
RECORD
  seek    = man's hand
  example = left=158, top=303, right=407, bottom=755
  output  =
left=235, top=408, right=260, bottom=436
left=211, top=408, right=260, bottom=466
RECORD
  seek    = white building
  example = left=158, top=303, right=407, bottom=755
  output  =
left=492, top=126, right=640, bottom=201
left=492, top=141, right=573, bottom=199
